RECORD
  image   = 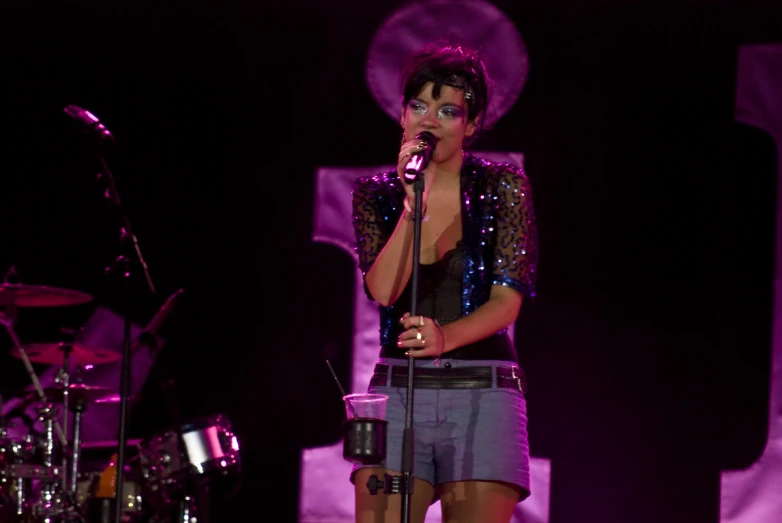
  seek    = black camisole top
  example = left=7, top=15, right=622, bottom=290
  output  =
left=379, top=241, right=517, bottom=361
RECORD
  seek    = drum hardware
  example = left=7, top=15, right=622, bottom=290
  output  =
left=137, top=413, right=240, bottom=521
left=1, top=430, right=38, bottom=521
left=37, top=385, right=118, bottom=407
left=94, top=394, right=123, bottom=405
left=56, top=330, right=75, bottom=497
left=8, top=464, right=60, bottom=480
left=69, top=397, right=85, bottom=497
left=0, top=304, right=73, bottom=477
left=0, top=265, right=212, bottom=522
left=174, top=494, right=198, bottom=523
left=11, top=343, right=122, bottom=367
left=36, top=403, right=56, bottom=469
left=58, top=385, right=117, bottom=497
left=77, top=454, right=144, bottom=523
left=0, top=283, right=93, bottom=308
left=0, top=269, right=94, bottom=522
left=24, top=385, right=120, bottom=520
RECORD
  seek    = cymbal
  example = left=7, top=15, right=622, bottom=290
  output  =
left=11, top=343, right=121, bottom=366
left=0, top=283, right=92, bottom=307
left=40, top=384, right=117, bottom=405
left=94, top=393, right=127, bottom=404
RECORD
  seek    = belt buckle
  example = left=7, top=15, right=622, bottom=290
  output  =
left=511, top=366, right=524, bottom=393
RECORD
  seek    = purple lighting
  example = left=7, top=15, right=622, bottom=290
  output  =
left=720, top=42, right=782, bottom=523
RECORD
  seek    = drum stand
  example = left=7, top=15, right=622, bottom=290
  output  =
left=49, top=334, right=88, bottom=498
left=54, top=338, right=74, bottom=491
left=68, top=399, right=85, bottom=496
left=0, top=301, right=85, bottom=522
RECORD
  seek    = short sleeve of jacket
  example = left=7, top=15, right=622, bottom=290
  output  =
left=352, top=175, right=389, bottom=301
left=491, top=167, right=539, bottom=298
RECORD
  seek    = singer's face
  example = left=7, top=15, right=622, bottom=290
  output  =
left=402, top=83, right=477, bottom=163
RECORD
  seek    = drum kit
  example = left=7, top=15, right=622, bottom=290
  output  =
left=0, top=280, right=241, bottom=522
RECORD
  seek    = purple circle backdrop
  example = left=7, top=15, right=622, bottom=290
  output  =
left=365, top=0, right=529, bottom=128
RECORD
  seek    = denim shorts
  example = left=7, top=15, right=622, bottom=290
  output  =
left=350, top=358, right=531, bottom=502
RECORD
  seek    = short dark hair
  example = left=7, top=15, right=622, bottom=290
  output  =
left=400, top=41, right=491, bottom=130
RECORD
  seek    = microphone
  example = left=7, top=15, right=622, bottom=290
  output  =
left=403, top=131, right=439, bottom=184
left=63, top=104, right=115, bottom=142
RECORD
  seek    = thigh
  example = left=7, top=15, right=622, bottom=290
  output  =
left=439, top=480, right=521, bottom=523
left=435, top=388, right=531, bottom=499
left=354, top=468, right=434, bottom=523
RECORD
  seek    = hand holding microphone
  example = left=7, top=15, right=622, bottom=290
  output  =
left=396, top=131, right=439, bottom=217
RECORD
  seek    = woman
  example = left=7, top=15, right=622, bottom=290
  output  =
left=351, top=41, right=538, bottom=523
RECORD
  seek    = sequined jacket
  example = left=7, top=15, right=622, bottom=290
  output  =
left=352, top=153, right=539, bottom=347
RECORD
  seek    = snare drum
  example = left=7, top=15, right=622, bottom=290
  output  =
left=139, top=414, right=240, bottom=482
left=138, top=414, right=240, bottom=507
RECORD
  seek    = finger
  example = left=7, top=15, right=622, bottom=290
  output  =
left=399, top=326, right=432, bottom=341
left=397, top=327, right=423, bottom=342
left=399, top=312, right=411, bottom=324
left=402, top=333, right=438, bottom=351
left=397, top=145, right=420, bottom=160
left=402, top=315, right=427, bottom=330
left=397, top=338, right=422, bottom=349
left=402, top=139, right=427, bottom=151
left=398, top=142, right=426, bottom=160
left=397, top=327, right=429, bottom=345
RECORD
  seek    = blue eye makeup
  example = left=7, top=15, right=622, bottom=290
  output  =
left=437, top=106, right=464, bottom=119
left=408, top=100, right=427, bottom=113
left=407, top=100, right=465, bottom=120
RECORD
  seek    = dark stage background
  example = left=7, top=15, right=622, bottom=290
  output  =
left=1, top=1, right=781, bottom=522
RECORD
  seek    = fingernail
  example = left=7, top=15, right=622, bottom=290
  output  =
left=397, top=341, right=402, bottom=347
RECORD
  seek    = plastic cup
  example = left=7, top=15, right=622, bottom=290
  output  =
left=342, top=393, right=389, bottom=465
left=343, top=393, right=388, bottom=420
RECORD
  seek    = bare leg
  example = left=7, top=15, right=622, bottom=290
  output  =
left=440, top=480, right=521, bottom=523
left=354, top=468, right=435, bottom=523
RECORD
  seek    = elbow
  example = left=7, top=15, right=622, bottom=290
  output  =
left=508, top=295, right=523, bottom=323
left=370, top=288, right=400, bottom=308
left=489, top=286, right=523, bottom=326
left=376, top=296, right=394, bottom=308
left=365, top=265, right=406, bottom=307
left=365, top=275, right=399, bottom=308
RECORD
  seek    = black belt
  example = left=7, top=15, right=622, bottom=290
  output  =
left=369, top=363, right=527, bottom=394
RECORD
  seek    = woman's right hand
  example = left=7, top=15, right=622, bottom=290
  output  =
left=397, top=137, right=435, bottom=212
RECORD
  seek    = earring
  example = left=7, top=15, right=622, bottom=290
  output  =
left=401, top=129, right=407, bottom=145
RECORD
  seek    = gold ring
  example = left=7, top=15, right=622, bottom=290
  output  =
left=419, top=316, right=425, bottom=327
left=421, top=338, right=426, bottom=347
left=416, top=331, right=422, bottom=340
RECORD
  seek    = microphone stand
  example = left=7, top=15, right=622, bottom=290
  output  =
left=399, top=171, right=425, bottom=523
left=366, top=134, right=436, bottom=522
left=95, top=151, right=156, bottom=523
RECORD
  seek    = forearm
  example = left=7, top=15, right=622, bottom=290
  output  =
left=365, top=216, right=415, bottom=306
left=441, top=289, right=522, bottom=353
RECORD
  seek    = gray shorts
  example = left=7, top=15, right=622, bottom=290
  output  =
left=351, top=358, right=531, bottom=502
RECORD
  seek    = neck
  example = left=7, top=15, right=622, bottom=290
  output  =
left=432, top=150, right=465, bottom=180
